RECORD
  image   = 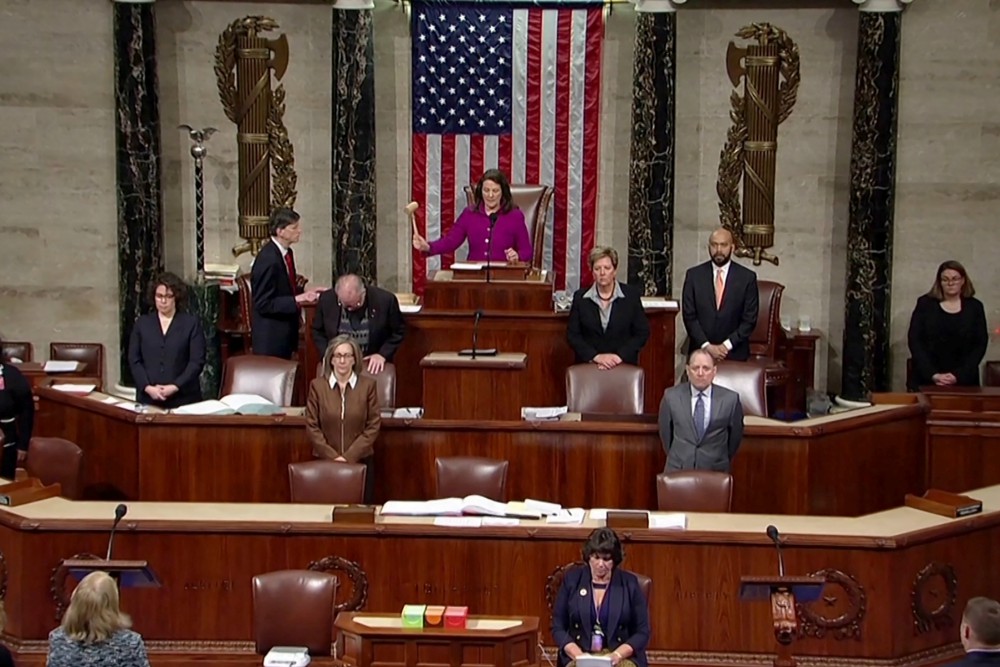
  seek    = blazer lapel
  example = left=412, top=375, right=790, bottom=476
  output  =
left=676, top=385, right=699, bottom=442
left=606, top=569, right=625, bottom=641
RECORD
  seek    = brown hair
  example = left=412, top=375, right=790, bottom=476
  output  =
left=588, top=246, right=619, bottom=271
left=581, top=527, right=624, bottom=567
left=321, top=334, right=364, bottom=380
left=61, top=571, right=132, bottom=644
left=963, top=597, right=1000, bottom=646
left=474, top=169, right=514, bottom=213
left=927, top=260, right=975, bottom=300
left=146, top=271, right=189, bottom=310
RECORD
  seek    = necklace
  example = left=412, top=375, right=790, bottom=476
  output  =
left=592, top=581, right=609, bottom=590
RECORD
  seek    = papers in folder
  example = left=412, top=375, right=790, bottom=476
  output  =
left=52, top=384, right=96, bottom=394
left=172, top=394, right=282, bottom=416
left=521, top=406, right=568, bottom=421
left=381, top=495, right=543, bottom=519
left=43, top=360, right=83, bottom=372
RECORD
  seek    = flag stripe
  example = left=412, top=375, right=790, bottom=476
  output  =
left=580, top=8, right=604, bottom=288
left=411, top=133, right=428, bottom=290
left=551, top=12, right=571, bottom=290
left=565, top=9, right=587, bottom=292
left=524, top=10, right=543, bottom=186
left=539, top=10, right=559, bottom=281
left=440, top=134, right=456, bottom=269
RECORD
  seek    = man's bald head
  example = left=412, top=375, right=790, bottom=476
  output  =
left=708, top=227, right=735, bottom=267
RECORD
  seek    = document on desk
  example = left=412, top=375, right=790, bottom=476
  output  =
left=434, top=517, right=482, bottom=528
left=649, top=513, right=687, bottom=530
left=51, top=384, right=96, bottom=394
left=546, top=509, right=585, bottom=525
left=44, top=360, right=83, bottom=373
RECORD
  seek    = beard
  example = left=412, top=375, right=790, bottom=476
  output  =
left=712, top=252, right=731, bottom=266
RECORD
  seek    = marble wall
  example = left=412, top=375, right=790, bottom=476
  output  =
left=1, top=0, right=996, bottom=393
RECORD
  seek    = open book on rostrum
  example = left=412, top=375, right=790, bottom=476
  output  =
left=381, top=495, right=545, bottom=519
left=172, top=394, right=283, bottom=416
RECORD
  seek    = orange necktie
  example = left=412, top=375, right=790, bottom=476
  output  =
left=715, top=268, right=725, bottom=308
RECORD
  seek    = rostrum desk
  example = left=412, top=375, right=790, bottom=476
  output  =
left=2, top=489, right=999, bottom=666
left=33, top=388, right=927, bottom=516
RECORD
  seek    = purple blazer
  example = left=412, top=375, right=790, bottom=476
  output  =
left=427, top=205, right=532, bottom=262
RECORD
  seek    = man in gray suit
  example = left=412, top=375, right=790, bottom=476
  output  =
left=659, top=349, right=744, bottom=472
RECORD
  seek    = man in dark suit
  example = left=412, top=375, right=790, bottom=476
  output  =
left=659, top=348, right=744, bottom=472
left=312, top=273, right=406, bottom=374
left=250, top=208, right=322, bottom=359
left=566, top=246, right=650, bottom=369
left=681, top=227, right=759, bottom=362
left=945, top=597, right=1000, bottom=666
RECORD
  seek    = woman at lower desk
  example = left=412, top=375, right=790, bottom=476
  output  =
left=46, top=571, right=150, bottom=667
left=0, top=337, right=34, bottom=480
left=907, top=260, right=988, bottom=391
left=128, top=272, right=206, bottom=409
left=305, top=334, right=381, bottom=501
left=552, top=528, right=650, bottom=667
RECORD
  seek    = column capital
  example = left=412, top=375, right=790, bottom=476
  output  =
left=852, top=0, right=913, bottom=12
left=329, top=0, right=374, bottom=9
left=633, top=0, right=688, bottom=13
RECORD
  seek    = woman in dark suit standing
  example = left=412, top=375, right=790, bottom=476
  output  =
left=0, top=336, right=34, bottom=480
left=305, top=334, right=381, bottom=501
left=907, top=260, right=988, bottom=391
left=552, top=528, right=650, bottom=667
left=127, top=272, right=206, bottom=409
left=567, top=247, right=650, bottom=370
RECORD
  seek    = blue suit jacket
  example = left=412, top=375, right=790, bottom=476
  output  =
left=552, top=566, right=650, bottom=667
left=943, top=652, right=1000, bottom=666
left=251, top=240, right=302, bottom=359
left=128, top=312, right=205, bottom=409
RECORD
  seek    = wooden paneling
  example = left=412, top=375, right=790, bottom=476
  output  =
left=923, top=387, right=1000, bottom=493
left=33, top=390, right=928, bottom=516
left=2, top=508, right=996, bottom=666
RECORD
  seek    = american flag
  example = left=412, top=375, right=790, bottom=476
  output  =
left=410, top=1, right=605, bottom=293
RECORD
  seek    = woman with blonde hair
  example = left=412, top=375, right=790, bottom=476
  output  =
left=46, top=571, right=149, bottom=667
left=305, top=334, right=381, bottom=501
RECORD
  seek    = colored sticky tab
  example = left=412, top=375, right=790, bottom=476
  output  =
left=401, top=605, right=427, bottom=628
left=444, top=606, right=468, bottom=629
left=424, top=605, right=446, bottom=627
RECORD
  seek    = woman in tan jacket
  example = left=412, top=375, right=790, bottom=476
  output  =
left=305, top=334, right=381, bottom=500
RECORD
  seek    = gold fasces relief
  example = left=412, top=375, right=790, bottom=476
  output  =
left=716, top=23, right=800, bottom=266
left=215, top=16, right=298, bottom=257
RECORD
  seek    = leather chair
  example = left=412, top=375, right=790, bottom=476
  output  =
left=1, top=341, right=33, bottom=362
left=24, top=437, right=84, bottom=499
left=49, top=342, right=104, bottom=379
left=985, top=361, right=1000, bottom=388
left=235, top=273, right=254, bottom=352
left=713, top=360, right=768, bottom=417
left=220, top=355, right=298, bottom=406
left=565, top=364, right=645, bottom=415
left=747, top=280, right=791, bottom=408
left=546, top=563, right=652, bottom=612
left=313, top=362, right=397, bottom=410
left=252, top=570, right=337, bottom=656
left=464, top=183, right=554, bottom=270
left=288, top=460, right=367, bottom=504
left=435, top=456, right=509, bottom=501
left=655, top=470, right=733, bottom=513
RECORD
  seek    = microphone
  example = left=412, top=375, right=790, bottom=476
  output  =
left=458, top=309, right=497, bottom=358
left=472, top=309, right=483, bottom=360
left=766, top=524, right=785, bottom=577
left=105, top=503, right=128, bottom=561
left=485, top=212, right=498, bottom=284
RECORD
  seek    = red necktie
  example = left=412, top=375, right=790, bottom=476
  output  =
left=284, top=248, right=297, bottom=293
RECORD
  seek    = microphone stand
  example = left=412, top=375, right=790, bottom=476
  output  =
left=485, top=212, right=498, bottom=284
left=471, top=310, right=482, bottom=360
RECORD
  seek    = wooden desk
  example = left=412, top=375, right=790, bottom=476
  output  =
left=421, top=352, right=529, bottom=420
left=10, top=362, right=98, bottom=390
left=34, top=389, right=926, bottom=516
left=919, top=387, right=1000, bottom=493
left=336, top=613, right=538, bottom=667
left=3, top=490, right=999, bottom=666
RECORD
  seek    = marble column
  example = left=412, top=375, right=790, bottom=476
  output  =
left=330, top=0, right=377, bottom=283
left=839, top=0, right=909, bottom=402
left=627, top=0, right=683, bottom=296
left=114, top=0, right=164, bottom=387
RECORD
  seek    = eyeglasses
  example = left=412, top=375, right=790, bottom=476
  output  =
left=590, top=554, right=614, bottom=562
left=155, top=293, right=175, bottom=301
left=332, top=353, right=355, bottom=360
left=940, top=276, right=964, bottom=284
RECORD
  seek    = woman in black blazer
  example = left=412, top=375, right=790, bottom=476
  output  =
left=128, top=272, right=206, bottom=409
left=907, top=260, right=988, bottom=391
left=567, top=247, right=650, bottom=368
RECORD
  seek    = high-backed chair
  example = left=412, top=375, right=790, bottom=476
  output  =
left=464, top=183, right=554, bottom=270
left=49, top=342, right=104, bottom=380
left=253, top=570, right=337, bottom=656
left=364, top=363, right=397, bottom=410
left=747, top=280, right=791, bottom=406
left=288, top=461, right=367, bottom=504
left=24, top=437, right=84, bottom=499
left=656, top=471, right=733, bottom=513
left=1, top=341, right=33, bottom=363
left=713, top=360, right=768, bottom=417
left=985, top=361, right=1000, bottom=388
left=545, top=563, right=653, bottom=613
left=435, top=456, right=509, bottom=501
left=220, top=355, right=298, bottom=406
left=565, top=364, right=645, bottom=415
left=235, top=273, right=254, bottom=352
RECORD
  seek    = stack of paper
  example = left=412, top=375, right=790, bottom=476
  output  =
left=43, top=360, right=83, bottom=373
left=521, top=406, right=568, bottom=421
left=172, top=394, right=281, bottom=416
left=381, top=495, right=542, bottom=519
left=52, top=384, right=96, bottom=394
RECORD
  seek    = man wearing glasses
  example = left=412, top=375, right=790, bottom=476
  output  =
left=312, top=273, right=406, bottom=374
